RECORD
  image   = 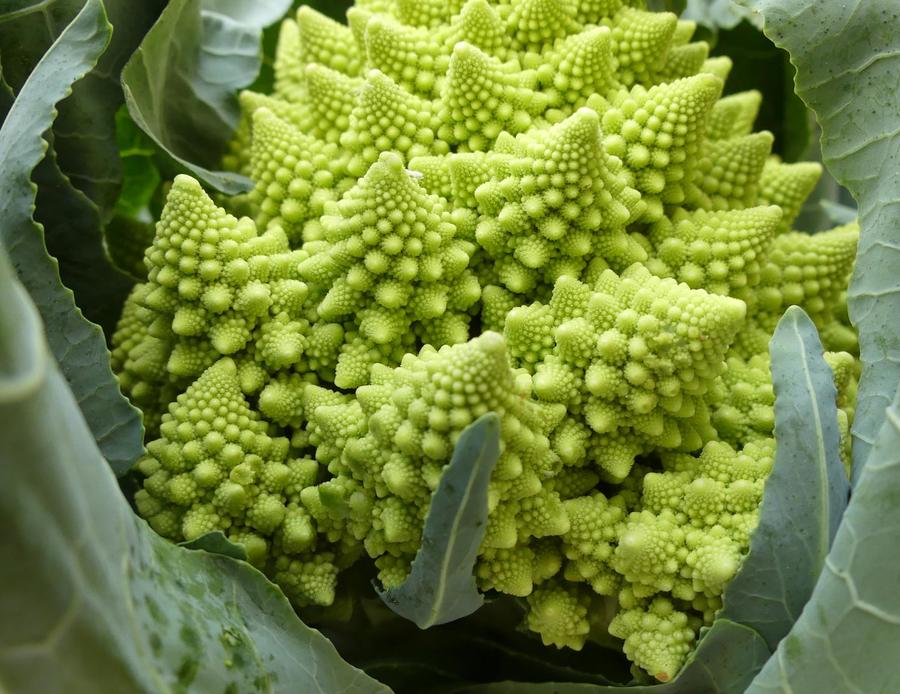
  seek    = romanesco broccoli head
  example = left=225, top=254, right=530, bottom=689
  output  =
left=115, top=0, right=863, bottom=681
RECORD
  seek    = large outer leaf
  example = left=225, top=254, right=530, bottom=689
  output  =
left=455, top=619, right=770, bottom=694
left=0, top=0, right=142, bottom=474
left=0, top=0, right=164, bottom=215
left=735, top=0, right=900, bottom=479
left=0, top=243, right=390, bottom=693
left=746, top=387, right=900, bottom=692
left=720, top=306, right=848, bottom=648
left=0, top=0, right=163, bottom=329
left=121, top=0, right=291, bottom=195
left=378, top=413, right=501, bottom=628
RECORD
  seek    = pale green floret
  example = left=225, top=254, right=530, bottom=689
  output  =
left=438, top=41, right=549, bottom=151
left=602, top=7, right=677, bottom=87
left=820, top=282, right=859, bottom=356
left=560, top=492, right=625, bottom=595
left=396, top=0, right=465, bottom=29
left=133, top=358, right=341, bottom=606
left=706, top=90, right=762, bottom=140
left=600, top=439, right=774, bottom=675
left=537, top=26, right=620, bottom=116
left=687, top=131, right=774, bottom=210
left=645, top=205, right=781, bottom=303
left=733, top=221, right=860, bottom=358
left=593, top=74, right=723, bottom=221
left=473, top=107, right=642, bottom=295
left=343, top=69, right=446, bottom=177
left=271, top=18, right=304, bottom=103
left=364, top=14, right=450, bottom=97
left=110, top=283, right=181, bottom=436
left=700, top=56, right=732, bottom=82
left=756, top=158, right=823, bottom=234
left=609, top=591, right=695, bottom=683
left=526, top=581, right=592, bottom=650
left=440, top=0, right=511, bottom=62
left=709, top=351, right=858, bottom=472
left=710, top=355, right=775, bottom=448
left=299, top=151, right=480, bottom=388
left=249, top=108, right=353, bottom=244
left=110, top=175, right=333, bottom=413
left=506, top=265, right=746, bottom=481
left=302, top=332, right=571, bottom=592
left=503, top=0, right=582, bottom=55
left=295, top=5, right=363, bottom=77
left=655, top=40, right=709, bottom=83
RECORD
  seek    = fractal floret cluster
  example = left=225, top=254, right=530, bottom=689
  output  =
left=111, top=0, right=861, bottom=681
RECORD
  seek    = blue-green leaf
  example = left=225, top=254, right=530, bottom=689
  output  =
left=378, top=413, right=501, bottom=629
left=0, top=0, right=162, bottom=331
left=0, top=0, right=165, bottom=217
left=719, top=306, right=849, bottom=649
left=0, top=0, right=142, bottom=474
left=121, top=0, right=291, bottom=195
left=734, top=0, right=900, bottom=480
left=0, top=237, right=389, bottom=694
left=747, top=387, right=900, bottom=693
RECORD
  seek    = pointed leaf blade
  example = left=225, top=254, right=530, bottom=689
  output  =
left=378, top=413, right=501, bottom=629
left=719, top=306, right=849, bottom=648
left=179, top=531, right=248, bottom=562
left=747, top=387, right=900, bottom=693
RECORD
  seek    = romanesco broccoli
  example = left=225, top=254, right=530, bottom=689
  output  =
left=111, top=0, right=862, bottom=681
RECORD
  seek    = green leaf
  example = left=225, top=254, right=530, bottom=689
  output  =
left=112, top=107, right=161, bottom=220
left=0, top=0, right=165, bottom=217
left=453, top=619, right=770, bottom=693
left=378, top=413, right=501, bottom=629
left=179, top=531, right=249, bottom=562
left=0, top=0, right=161, bottom=331
left=0, top=245, right=392, bottom=694
left=734, top=0, right=900, bottom=479
left=0, top=0, right=142, bottom=474
left=121, top=0, right=291, bottom=195
left=719, top=306, right=849, bottom=649
left=746, top=387, right=900, bottom=692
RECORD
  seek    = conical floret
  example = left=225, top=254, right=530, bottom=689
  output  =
left=299, top=152, right=479, bottom=388
left=599, top=74, right=723, bottom=221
